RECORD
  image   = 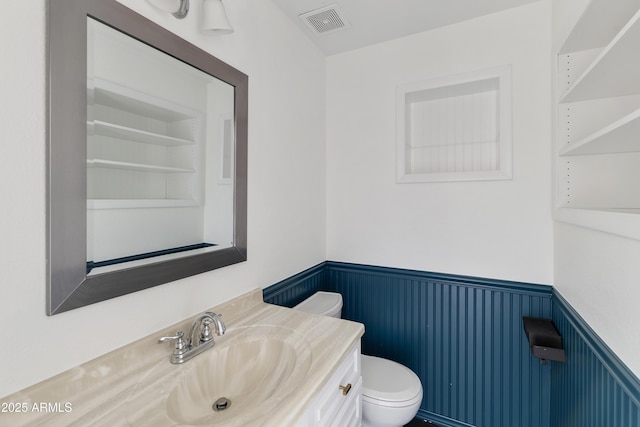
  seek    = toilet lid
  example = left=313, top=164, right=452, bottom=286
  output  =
left=293, top=292, right=342, bottom=317
left=361, top=355, right=422, bottom=404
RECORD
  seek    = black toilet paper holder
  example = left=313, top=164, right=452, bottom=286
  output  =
left=523, top=317, right=566, bottom=365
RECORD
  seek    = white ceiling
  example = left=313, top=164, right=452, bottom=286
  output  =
left=271, top=0, right=541, bottom=55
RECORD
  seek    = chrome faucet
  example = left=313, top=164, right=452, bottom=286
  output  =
left=158, top=312, right=226, bottom=364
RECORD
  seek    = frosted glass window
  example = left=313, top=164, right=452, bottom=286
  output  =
left=396, top=66, right=512, bottom=183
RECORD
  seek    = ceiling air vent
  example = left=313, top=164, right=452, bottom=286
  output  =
left=299, top=4, right=350, bottom=35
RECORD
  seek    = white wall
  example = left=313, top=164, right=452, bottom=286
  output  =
left=0, top=0, right=326, bottom=398
left=552, top=0, right=640, bottom=378
left=7, top=0, right=637, bottom=401
left=555, top=226, right=640, bottom=378
left=326, top=1, right=553, bottom=285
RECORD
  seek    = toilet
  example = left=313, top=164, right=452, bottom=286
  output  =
left=294, top=291, right=423, bottom=427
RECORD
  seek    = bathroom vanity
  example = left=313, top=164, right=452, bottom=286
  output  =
left=0, top=289, right=364, bottom=426
left=297, top=342, right=362, bottom=426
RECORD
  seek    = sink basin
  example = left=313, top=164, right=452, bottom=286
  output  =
left=126, top=325, right=312, bottom=426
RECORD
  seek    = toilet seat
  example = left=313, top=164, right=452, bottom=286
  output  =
left=361, top=355, right=423, bottom=408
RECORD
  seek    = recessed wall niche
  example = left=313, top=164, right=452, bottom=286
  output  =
left=396, top=66, right=512, bottom=183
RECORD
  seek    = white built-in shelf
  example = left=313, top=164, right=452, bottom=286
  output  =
left=87, top=199, right=197, bottom=210
left=88, top=120, right=195, bottom=147
left=559, top=108, right=640, bottom=156
left=87, top=77, right=201, bottom=206
left=556, top=1, right=640, bottom=240
left=87, top=159, right=194, bottom=174
left=89, top=78, right=194, bottom=123
left=559, top=0, right=640, bottom=53
left=555, top=208, right=640, bottom=241
left=560, top=7, right=640, bottom=102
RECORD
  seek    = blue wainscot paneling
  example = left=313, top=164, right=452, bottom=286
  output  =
left=265, top=261, right=553, bottom=427
left=325, top=262, right=552, bottom=427
left=551, top=291, right=640, bottom=427
left=263, top=262, right=326, bottom=307
left=264, top=261, right=640, bottom=427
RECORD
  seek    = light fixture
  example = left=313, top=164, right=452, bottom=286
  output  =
left=147, top=0, right=190, bottom=19
left=202, top=0, right=234, bottom=34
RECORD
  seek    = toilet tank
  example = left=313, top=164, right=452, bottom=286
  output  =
left=293, top=291, right=343, bottom=318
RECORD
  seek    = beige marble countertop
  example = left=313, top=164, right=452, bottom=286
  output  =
left=0, top=289, right=364, bottom=426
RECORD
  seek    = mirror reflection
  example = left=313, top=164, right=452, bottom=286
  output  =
left=47, top=0, right=247, bottom=315
left=86, top=19, right=235, bottom=275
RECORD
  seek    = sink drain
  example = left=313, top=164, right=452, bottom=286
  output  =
left=212, top=397, right=231, bottom=412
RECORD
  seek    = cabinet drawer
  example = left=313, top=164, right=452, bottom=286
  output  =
left=330, top=377, right=362, bottom=427
left=312, top=342, right=361, bottom=427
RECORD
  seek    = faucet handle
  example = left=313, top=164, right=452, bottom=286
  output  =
left=205, top=312, right=226, bottom=336
left=200, top=313, right=225, bottom=342
left=200, top=319, right=214, bottom=342
left=158, top=331, right=187, bottom=354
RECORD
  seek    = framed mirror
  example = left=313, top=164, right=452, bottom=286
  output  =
left=47, top=0, right=248, bottom=315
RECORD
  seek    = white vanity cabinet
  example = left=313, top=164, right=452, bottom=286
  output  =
left=296, top=342, right=362, bottom=427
